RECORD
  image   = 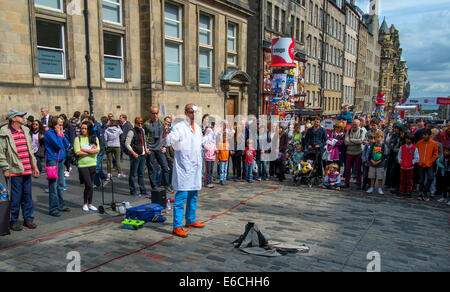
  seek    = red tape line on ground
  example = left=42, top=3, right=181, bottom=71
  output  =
left=0, top=219, right=122, bottom=254
left=81, top=185, right=279, bottom=272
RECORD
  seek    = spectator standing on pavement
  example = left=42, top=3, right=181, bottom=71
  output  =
left=126, top=117, right=150, bottom=197
left=40, top=107, right=52, bottom=131
left=362, top=133, right=376, bottom=191
left=74, top=121, right=100, bottom=212
left=163, top=116, right=175, bottom=190
left=304, top=117, right=328, bottom=177
left=413, top=118, right=427, bottom=142
left=275, top=126, right=289, bottom=182
left=44, top=117, right=70, bottom=217
left=105, top=120, right=124, bottom=179
left=244, top=139, right=257, bottom=183
left=397, top=133, right=419, bottom=198
left=59, top=114, right=75, bottom=179
left=256, top=123, right=270, bottom=181
left=364, top=118, right=381, bottom=144
left=144, top=106, right=172, bottom=193
left=203, top=127, right=217, bottom=188
left=217, top=133, right=230, bottom=185
left=70, top=111, right=82, bottom=137
left=416, top=129, right=439, bottom=201
left=0, top=109, right=40, bottom=231
left=343, top=119, right=366, bottom=189
left=436, top=147, right=450, bottom=204
left=30, top=120, right=45, bottom=174
left=330, top=122, right=345, bottom=170
left=231, top=122, right=244, bottom=182
left=366, top=131, right=388, bottom=195
left=438, top=122, right=450, bottom=148
left=119, top=114, right=133, bottom=159
left=162, top=104, right=217, bottom=238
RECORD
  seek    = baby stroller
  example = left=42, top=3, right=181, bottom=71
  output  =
left=293, top=149, right=322, bottom=187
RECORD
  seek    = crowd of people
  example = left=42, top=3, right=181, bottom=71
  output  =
left=0, top=104, right=449, bottom=235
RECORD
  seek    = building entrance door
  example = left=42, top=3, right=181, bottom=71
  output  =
left=226, top=94, right=238, bottom=117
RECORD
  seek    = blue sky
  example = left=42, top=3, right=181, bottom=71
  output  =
left=355, top=0, right=450, bottom=100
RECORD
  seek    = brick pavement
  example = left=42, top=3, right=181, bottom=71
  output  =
left=0, top=172, right=449, bottom=272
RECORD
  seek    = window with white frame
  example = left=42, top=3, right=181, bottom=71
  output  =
left=312, top=65, right=316, bottom=84
left=227, top=22, right=238, bottom=65
left=35, top=0, right=63, bottom=11
left=104, top=33, right=124, bottom=82
left=199, top=14, right=213, bottom=85
left=36, top=20, right=66, bottom=79
left=306, top=64, right=310, bottom=83
left=164, top=2, right=183, bottom=84
left=103, top=0, right=122, bottom=25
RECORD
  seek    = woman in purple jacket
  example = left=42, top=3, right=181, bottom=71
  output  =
left=330, top=122, right=346, bottom=170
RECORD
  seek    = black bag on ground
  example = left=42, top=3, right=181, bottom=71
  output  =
left=151, top=188, right=167, bottom=208
left=0, top=181, right=11, bottom=236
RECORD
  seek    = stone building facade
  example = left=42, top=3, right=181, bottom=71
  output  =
left=362, top=9, right=381, bottom=115
left=379, top=17, right=408, bottom=114
left=321, top=0, right=345, bottom=116
left=247, top=0, right=307, bottom=116
left=342, top=0, right=358, bottom=108
left=141, top=0, right=253, bottom=120
left=355, top=21, right=367, bottom=113
left=0, top=0, right=252, bottom=122
left=304, top=0, right=322, bottom=112
left=0, top=0, right=142, bottom=121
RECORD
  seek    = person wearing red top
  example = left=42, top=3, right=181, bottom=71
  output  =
left=244, top=139, right=257, bottom=183
left=0, top=109, right=39, bottom=231
left=397, top=133, right=419, bottom=198
left=438, top=122, right=450, bottom=149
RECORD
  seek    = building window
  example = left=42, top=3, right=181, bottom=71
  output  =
left=324, top=72, right=327, bottom=89
left=36, top=20, right=66, bottom=79
left=102, top=0, right=122, bottom=25
left=199, top=14, right=213, bottom=85
left=281, top=10, right=286, bottom=33
left=307, top=35, right=311, bottom=56
left=308, top=1, right=313, bottom=24
left=313, top=37, right=317, bottom=58
left=274, top=6, right=279, bottom=31
left=312, top=65, right=316, bottom=84
left=164, top=2, right=183, bottom=84
left=314, top=5, right=318, bottom=27
left=227, top=23, right=238, bottom=65
left=266, top=2, right=272, bottom=29
left=301, top=20, right=305, bottom=43
left=35, top=0, right=63, bottom=11
left=306, top=64, right=310, bottom=83
left=295, top=18, right=300, bottom=41
left=104, top=33, right=124, bottom=82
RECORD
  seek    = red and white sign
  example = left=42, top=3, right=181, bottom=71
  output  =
left=271, top=38, right=295, bottom=68
left=437, top=97, right=450, bottom=105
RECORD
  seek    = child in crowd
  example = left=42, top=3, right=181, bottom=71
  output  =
left=217, top=134, right=230, bottom=185
left=362, top=133, right=375, bottom=191
left=397, top=133, right=419, bottom=198
left=323, top=163, right=341, bottom=190
left=367, top=131, right=387, bottom=195
left=292, top=144, right=304, bottom=167
left=436, top=147, right=450, bottom=204
left=203, top=127, right=217, bottom=188
left=244, top=139, right=257, bottom=183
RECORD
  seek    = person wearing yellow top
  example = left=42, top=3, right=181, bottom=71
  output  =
left=74, top=122, right=100, bottom=212
left=217, top=134, right=230, bottom=185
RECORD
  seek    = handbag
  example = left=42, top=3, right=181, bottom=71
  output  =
left=46, top=151, right=60, bottom=180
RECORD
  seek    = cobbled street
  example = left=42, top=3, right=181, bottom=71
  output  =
left=0, top=161, right=449, bottom=272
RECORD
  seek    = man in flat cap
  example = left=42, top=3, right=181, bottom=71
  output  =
left=0, top=109, right=39, bottom=231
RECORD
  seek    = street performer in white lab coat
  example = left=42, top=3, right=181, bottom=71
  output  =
left=162, top=104, right=219, bottom=238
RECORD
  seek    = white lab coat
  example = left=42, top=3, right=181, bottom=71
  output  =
left=163, top=119, right=215, bottom=191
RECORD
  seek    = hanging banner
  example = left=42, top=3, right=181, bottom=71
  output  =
left=271, top=73, right=287, bottom=100
left=271, top=38, right=296, bottom=68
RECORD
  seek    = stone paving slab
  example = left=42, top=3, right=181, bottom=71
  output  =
left=0, top=178, right=449, bottom=272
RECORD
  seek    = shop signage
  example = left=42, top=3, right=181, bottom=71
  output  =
left=271, top=38, right=295, bottom=67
